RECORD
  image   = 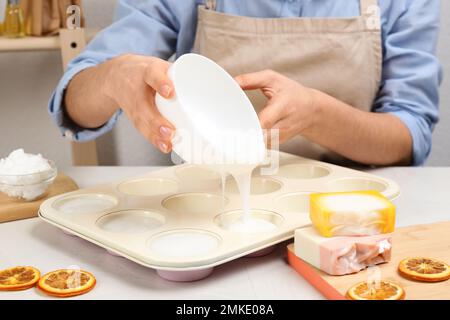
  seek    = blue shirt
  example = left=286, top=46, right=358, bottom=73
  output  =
left=49, top=0, right=442, bottom=166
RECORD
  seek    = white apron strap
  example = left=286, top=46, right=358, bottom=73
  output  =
left=205, top=0, right=217, bottom=11
left=360, top=0, right=379, bottom=15
left=360, top=0, right=381, bottom=31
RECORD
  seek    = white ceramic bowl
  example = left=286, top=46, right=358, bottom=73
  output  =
left=156, top=53, right=265, bottom=165
left=0, top=160, right=57, bottom=201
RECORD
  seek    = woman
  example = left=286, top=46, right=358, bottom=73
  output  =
left=50, top=0, right=441, bottom=166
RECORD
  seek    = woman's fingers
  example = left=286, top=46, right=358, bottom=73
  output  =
left=140, top=58, right=176, bottom=152
left=258, top=106, right=278, bottom=129
left=272, top=118, right=296, bottom=145
left=133, top=89, right=175, bottom=153
left=143, top=58, right=175, bottom=99
left=110, top=55, right=177, bottom=154
left=136, top=113, right=174, bottom=154
left=257, top=97, right=289, bottom=129
left=136, top=120, right=173, bottom=154
left=237, top=69, right=314, bottom=146
left=235, top=69, right=280, bottom=94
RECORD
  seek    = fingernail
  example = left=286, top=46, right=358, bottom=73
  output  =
left=159, top=126, right=173, bottom=140
left=157, top=140, right=169, bottom=153
left=160, top=85, right=171, bottom=98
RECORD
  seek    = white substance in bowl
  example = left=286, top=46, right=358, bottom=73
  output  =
left=0, top=149, right=51, bottom=175
left=0, top=149, right=56, bottom=201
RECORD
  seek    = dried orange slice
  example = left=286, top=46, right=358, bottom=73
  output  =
left=398, top=257, right=450, bottom=282
left=0, top=266, right=40, bottom=291
left=37, top=269, right=96, bottom=297
left=346, top=280, right=405, bottom=300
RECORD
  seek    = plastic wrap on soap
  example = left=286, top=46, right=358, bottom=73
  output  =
left=320, top=234, right=392, bottom=276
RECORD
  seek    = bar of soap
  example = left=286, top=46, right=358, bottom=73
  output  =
left=295, top=226, right=392, bottom=276
left=310, top=191, right=395, bottom=237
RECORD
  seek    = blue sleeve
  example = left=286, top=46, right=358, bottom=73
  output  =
left=48, top=0, right=180, bottom=142
left=374, top=0, right=442, bottom=166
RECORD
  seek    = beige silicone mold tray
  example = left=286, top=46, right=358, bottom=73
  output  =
left=39, top=152, right=400, bottom=281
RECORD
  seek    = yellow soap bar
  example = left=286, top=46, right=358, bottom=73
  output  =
left=310, top=191, right=395, bottom=237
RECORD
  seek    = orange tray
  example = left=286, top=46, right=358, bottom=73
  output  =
left=287, top=244, right=346, bottom=300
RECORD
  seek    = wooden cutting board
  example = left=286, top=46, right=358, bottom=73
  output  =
left=0, top=173, right=78, bottom=223
left=287, top=221, right=450, bottom=300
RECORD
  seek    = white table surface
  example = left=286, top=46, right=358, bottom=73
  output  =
left=1, top=166, right=449, bottom=300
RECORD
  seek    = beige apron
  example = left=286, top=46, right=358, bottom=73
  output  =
left=193, top=0, right=382, bottom=163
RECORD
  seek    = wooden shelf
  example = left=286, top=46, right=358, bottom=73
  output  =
left=0, top=29, right=97, bottom=52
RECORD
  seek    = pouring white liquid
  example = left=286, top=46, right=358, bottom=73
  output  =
left=152, top=53, right=277, bottom=257
left=225, top=164, right=254, bottom=219
left=220, top=164, right=277, bottom=233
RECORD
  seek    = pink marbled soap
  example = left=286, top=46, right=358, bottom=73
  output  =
left=294, top=227, right=392, bottom=276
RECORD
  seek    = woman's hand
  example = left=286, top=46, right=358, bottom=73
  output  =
left=66, top=54, right=176, bottom=154
left=103, top=54, right=176, bottom=153
left=235, top=70, right=317, bottom=144
left=236, top=70, right=413, bottom=166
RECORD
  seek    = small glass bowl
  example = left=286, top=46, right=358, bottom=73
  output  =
left=0, top=160, right=57, bottom=201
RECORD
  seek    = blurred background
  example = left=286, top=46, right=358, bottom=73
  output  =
left=0, top=0, right=449, bottom=166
